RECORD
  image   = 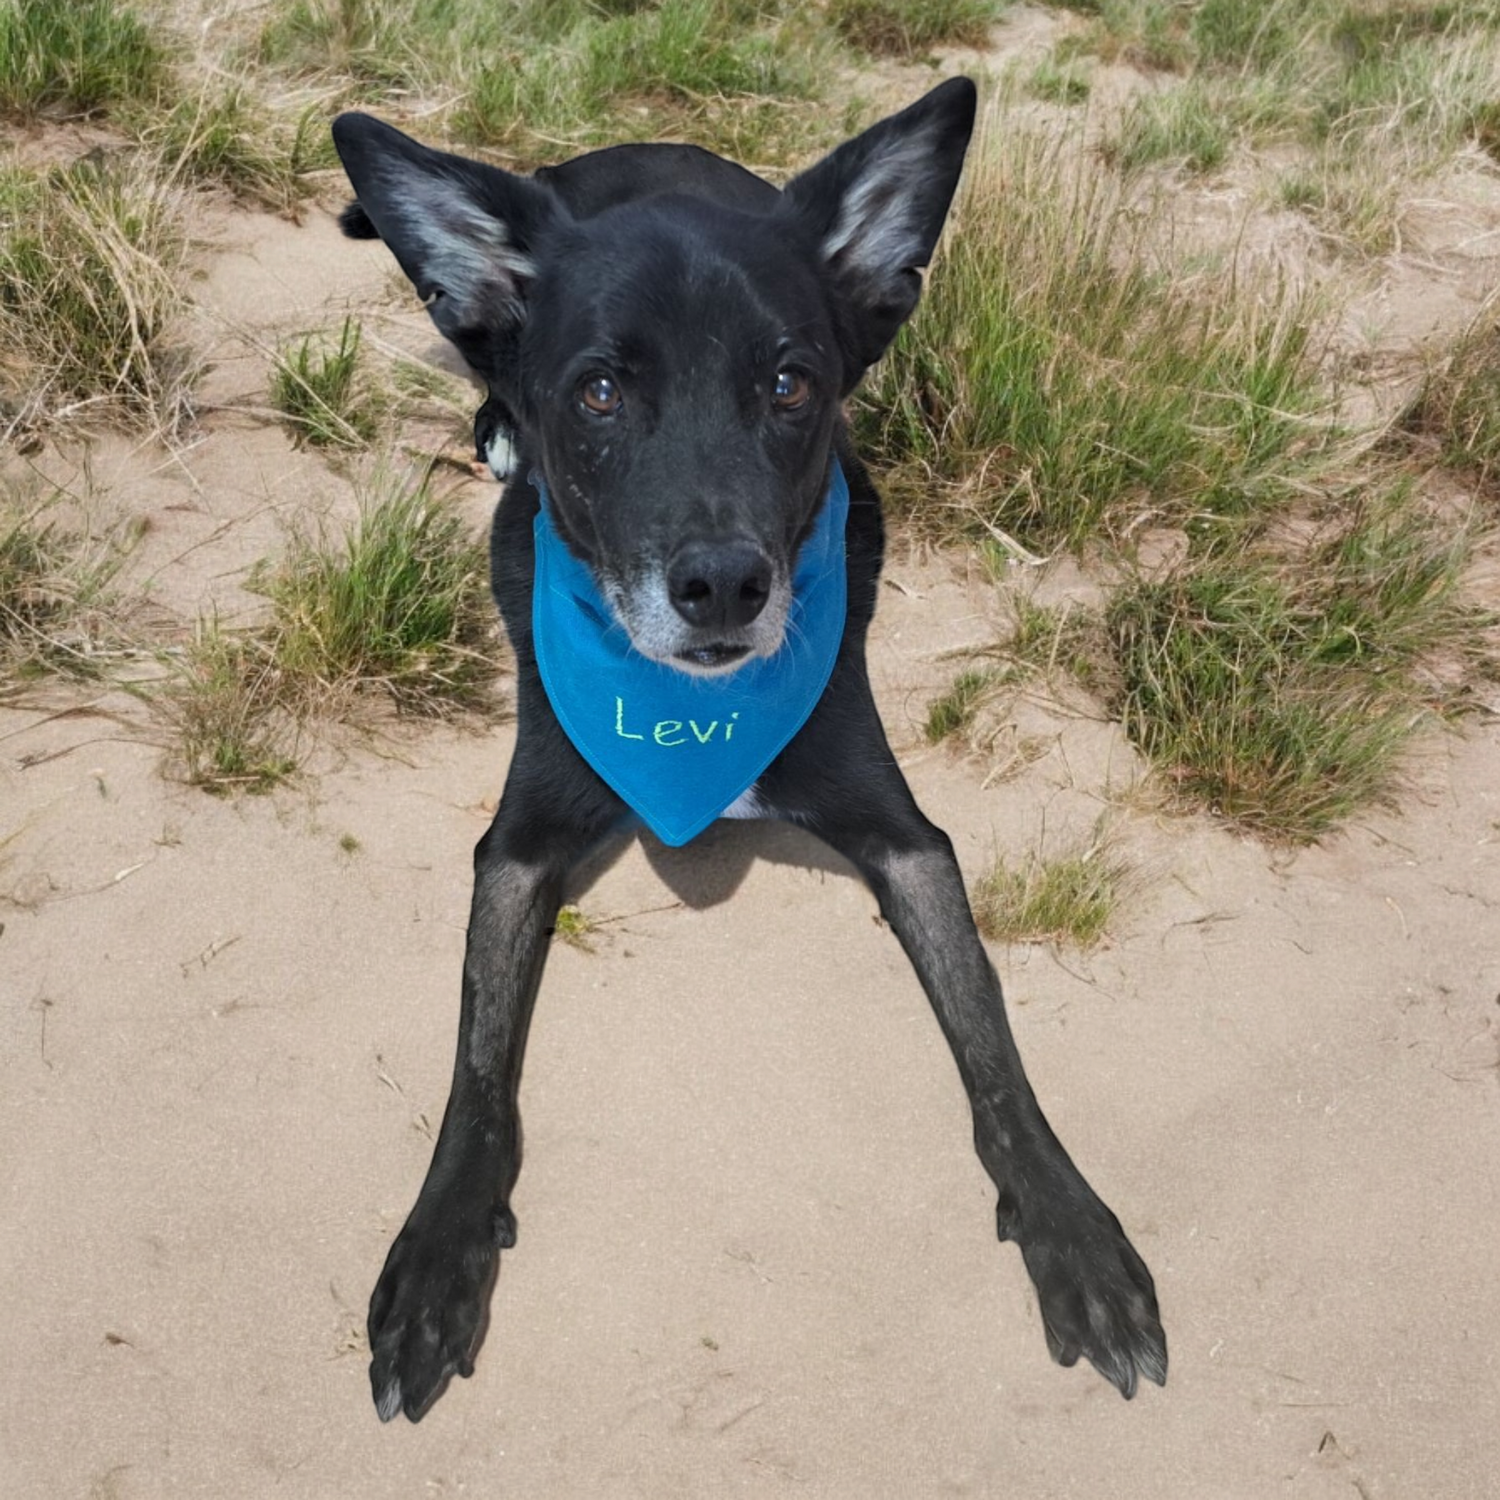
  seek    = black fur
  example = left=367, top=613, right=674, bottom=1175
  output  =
left=333, top=79, right=1166, bottom=1424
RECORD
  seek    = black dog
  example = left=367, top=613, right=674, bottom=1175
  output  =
left=333, top=78, right=1166, bottom=1424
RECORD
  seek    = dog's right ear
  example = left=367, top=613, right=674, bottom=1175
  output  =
left=331, top=114, right=560, bottom=352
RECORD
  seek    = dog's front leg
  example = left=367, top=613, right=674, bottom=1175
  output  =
left=367, top=759, right=619, bottom=1422
left=777, top=711, right=1167, bottom=1397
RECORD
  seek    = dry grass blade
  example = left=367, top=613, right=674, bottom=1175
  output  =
left=0, top=157, right=196, bottom=436
left=0, top=482, right=132, bottom=688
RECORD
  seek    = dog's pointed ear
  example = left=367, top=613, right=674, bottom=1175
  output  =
left=781, top=77, right=976, bottom=384
left=331, top=113, right=560, bottom=349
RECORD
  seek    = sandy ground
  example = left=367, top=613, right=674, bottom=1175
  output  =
left=5, top=104, right=1500, bottom=1500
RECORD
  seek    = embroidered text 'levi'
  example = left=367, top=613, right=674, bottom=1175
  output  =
left=532, top=463, right=849, bottom=846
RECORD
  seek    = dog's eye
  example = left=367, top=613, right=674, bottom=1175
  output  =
left=772, top=369, right=810, bottom=412
left=579, top=375, right=622, bottom=416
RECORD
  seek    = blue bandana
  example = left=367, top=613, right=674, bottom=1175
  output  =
left=532, top=462, right=849, bottom=846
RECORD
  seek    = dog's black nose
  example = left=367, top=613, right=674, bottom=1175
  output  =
left=667, top=540, right=771, bottom=630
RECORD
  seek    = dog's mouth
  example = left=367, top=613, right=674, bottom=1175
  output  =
left=676, top=643, right=750, bottom=672
left=600, top=566, right=792, bottom=678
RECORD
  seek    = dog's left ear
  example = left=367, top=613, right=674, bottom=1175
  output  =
left=782, top=77, right=976, bottom=386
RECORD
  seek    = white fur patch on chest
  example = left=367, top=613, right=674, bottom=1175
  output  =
left=720, top=786, right=766, bottom=820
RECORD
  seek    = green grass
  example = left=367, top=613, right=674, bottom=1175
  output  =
left=143, top=85, right=326, bottom=211
left=1082, top=0, right=1500, bottom=234
left=1405, top=302, right=1500, bottom=493
left=827, top=0, right=1004, bottom=58
left=270, top=318, right=380, bottom=449
left=0, top=0, right=168, bottom=119
left=167, top=621, right=299, bottom=795
left=253, top=469, right=497, bottom=714
left=1061, top=0, right=1194, bottom=73
left=456, top=0, right=830, bottom=165
left=253, top=0, right=836, bottom=167
left=1026, top=54, right=1090, bottom=106
left=1105, top=83, right=1232, bottom=173
left=0, top=0, right=1487, bottom=852
left=925, top=667, right=1001, bottom=743
left=0, top=159, right=194, bottom=433
left=1001, top=596, right=1102, bottom=685
left=1102, top=493, right=1477, bottom=841
left=861, top=57, right=1495, bottom=843
left=1315, top=4, right=1500, bottom=148
left=972, top=829, right=1128, bottom=947
left=0, top=483, right=128, bottom=685
left=1189, top=0, right=1295, bottom=71
left=161, top=469, right=502, bottom=791
left=552, top=903, right=597, bottom=951
left=853, top=112, right=1319, bottom=550
left=255, top=0, right=457, bottom=91
left=924, top=597, right=1101, bottom=752
left=925, top=598, right=1100, bottom=745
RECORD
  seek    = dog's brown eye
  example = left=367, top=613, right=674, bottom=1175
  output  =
left=772, top=369, right=809, bottom=411
left=579, top=375, right=621, bottom=416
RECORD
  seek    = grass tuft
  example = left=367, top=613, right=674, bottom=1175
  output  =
left=925, top=666, right=1000, bottom=743
left=972, top=829, right=1128, bottom=948
left=0, top=0, right=168, bottom=120
left=257, top=0, right=444, bottom=90
left=1406, top=304, right=1500, bottom=495
left=1065, top=0, right=1193, bottom=73
left=827, top=0, right=1003, bottom=58
left=1189, top=0, right=1294, bottom=71
left=1071, top=0, right=1500, bottom=246
left=0, top=159, right=194, bottom=434
left=167, top=621, right=300, bottom=795
left=143, top=85, right=325, bottom=212
left=1103, top=494, right=1476, bottom=842
left=159, top=469, right=502, bottom=791
left=1026, top=54, right=1090, bottom=106
left=270, top=318, right=380, bottom=448
left=456, top=0, right=830, bottom=165
left=854, top=110, right=1319, bottom=550
left=1105, top=82, right=1232, bottom=173
left=0, top=483, right=128, bottom=685
left=254, top=468, right=497, bottom=714
left=253, top=0, right=836, bottom=167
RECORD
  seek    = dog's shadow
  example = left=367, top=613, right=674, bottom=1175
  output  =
left=564, top=817, right=857, bottom=913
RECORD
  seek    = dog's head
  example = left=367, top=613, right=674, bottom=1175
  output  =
left=332, top=80, right=975, bottom=675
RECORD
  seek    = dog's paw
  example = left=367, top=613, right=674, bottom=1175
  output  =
left=367, top=1202, right=515, bottom=1422
left=1016, top=1196, right=1167, bottom=1400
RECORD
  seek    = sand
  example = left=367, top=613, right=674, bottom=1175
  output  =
left=4, top=78, right=1500, bottom=1500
